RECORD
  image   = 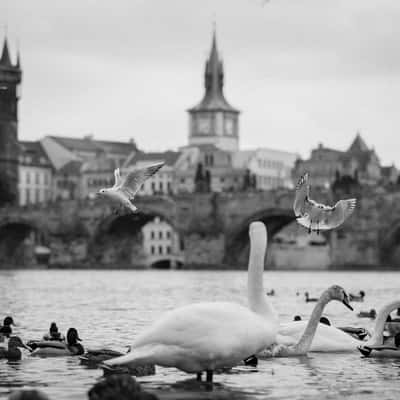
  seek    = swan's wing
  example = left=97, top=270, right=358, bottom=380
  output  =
left=112, top=168, right=122, bottom=188
left=322, top=199, right=357, bottom=229
left=119, top=162, right=164, bottom=199
left=293, top=173, right=311, bottom=216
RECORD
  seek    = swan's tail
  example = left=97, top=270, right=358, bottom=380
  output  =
left=103, top=344, right=178, bottom=368
left=103, top=346, right=152, bottom=367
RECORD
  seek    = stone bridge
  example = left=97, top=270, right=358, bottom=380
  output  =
left=0, top=187, right=399, bottom=268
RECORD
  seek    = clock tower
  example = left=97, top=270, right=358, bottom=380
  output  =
left=0, top=37, right=21, bottom=205
left=187, top=29, right=240, bottom=152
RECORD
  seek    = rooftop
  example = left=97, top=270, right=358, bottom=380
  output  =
left=19, top=141, right=52, bottom=168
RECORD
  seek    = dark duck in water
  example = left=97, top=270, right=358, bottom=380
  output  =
left=0, top=337, right=31, bottom=361
left=81, top=347, right=156, bottom=377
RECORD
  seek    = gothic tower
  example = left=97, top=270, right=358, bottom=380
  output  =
left=187, top=30, right=240, bottom=152
left=0, top=37, right=22, bottom=205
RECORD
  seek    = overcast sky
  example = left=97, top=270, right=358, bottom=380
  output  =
left=2, top=0, right=400, bottom=164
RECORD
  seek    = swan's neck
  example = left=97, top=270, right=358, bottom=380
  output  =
left=369, top=300, right=400, bottom=345
left=291, top=292, right=331, bottom=354
left=247, top=238, right=276, bottom=321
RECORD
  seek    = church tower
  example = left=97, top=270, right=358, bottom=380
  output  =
left=0, top=37, right=22, bottom=205
left=187, top=29, right=240, bottom=152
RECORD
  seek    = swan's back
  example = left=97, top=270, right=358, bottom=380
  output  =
left=279, top=321, right=360, bottom=352
left=131, top=302, right=277, bottom=367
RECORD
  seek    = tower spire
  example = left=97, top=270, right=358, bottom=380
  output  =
left=0, top=37, right=12, bottom=67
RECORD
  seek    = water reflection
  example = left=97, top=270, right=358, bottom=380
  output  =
left=0, top=270, right=399, bottom=399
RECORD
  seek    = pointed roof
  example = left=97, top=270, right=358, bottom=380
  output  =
left=348, top=133, right=369, bottom=153
left=0, top=37, right=12, bottom=67
left=189, top=30, right=239, bottom=113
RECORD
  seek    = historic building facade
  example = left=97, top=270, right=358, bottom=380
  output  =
left=18, top=141, right=53, bottom=205
left=292, top=133, right=388, bottom=188
left=0, top=38, right=22, bottom=205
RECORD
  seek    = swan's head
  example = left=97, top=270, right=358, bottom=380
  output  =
left=327, top=285, right=353, bottom=311
left=249, top=221, right=267, bottom=238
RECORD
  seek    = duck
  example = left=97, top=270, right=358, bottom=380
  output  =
left=357, top=309, right=376, bottom=319
left=0, top=337, right=31, bottom=361
left=42, top=322, right=65, bottom=341
left=266, top=289, right=275, bottom=296
left=0, top=316, right=15, bottom=338
left=259, top=286, right=354, bottom=357
left=80, top=347, right=156, bottom=377
left=103, top=222, right=278, bottom=383
left=304, top=292, right=318, bottom=302
left=349, top=290, right=365, bottom=302
left=30, top=328, right=84, bottom=357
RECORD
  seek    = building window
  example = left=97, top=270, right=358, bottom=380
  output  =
left=151, top=231, right=155, bottom=239
left=180, top=178, right=185, bottom=184
left=166, top=231, right=171, bottom=239
left=159, top=182, right=163, bottom=192
left=159, top=246, right=163, bottom=255
left=151, top=182, right=156, bottom=192
left=150, top=245, right=155, bottom=255
left=167, top=246, right=171, bottom=254
left=36, top=172, right=40, bottom=185
left=26, top=188, right=30, bottom=204
left=159, top=231, right=163, bottom=239
left=26, top=171, right=30, bottom=184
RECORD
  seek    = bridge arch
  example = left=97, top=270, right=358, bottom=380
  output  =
left=224, top=207, right=296, bottom=266
left=90, top=200, right=180, bottom=267
left=0, top=217, right=49, bottom=265
left=379, top=220, right=400, bottom=267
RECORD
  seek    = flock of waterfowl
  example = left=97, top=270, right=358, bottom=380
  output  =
left=1, top=171, right=399, bottom=385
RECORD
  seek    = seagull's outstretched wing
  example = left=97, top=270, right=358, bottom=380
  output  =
left=293, top=173, right=310, bottom=217
left=112, top=168, right=122, bottom=188
left=324, top=199, right=357, bottom=229
left=119, top=162, right=164, bottom=199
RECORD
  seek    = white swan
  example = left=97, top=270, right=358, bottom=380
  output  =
left=278, top=300, right=400, bottom=353
left=246, top=222, right=396, bottom=352
left=103, top=222, right=278, bottom=382
left=260, top=285, right=353, bottom=357
left=358, top=300, right=400, bottom=358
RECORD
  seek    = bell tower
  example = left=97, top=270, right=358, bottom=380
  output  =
left=187, top=29, right=240, bottom=152
left=0, top=37, right=22, bottom=206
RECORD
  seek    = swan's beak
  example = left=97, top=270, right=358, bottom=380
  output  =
left=342, top=294, right=353, bottom=311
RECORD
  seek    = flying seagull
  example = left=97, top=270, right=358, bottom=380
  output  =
left=293, top=172, right=356, bottom=234
left=97, top=162, right=164, bottom=214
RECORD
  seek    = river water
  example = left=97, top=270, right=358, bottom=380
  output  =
left=0, top=269, right=399, bottom=400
